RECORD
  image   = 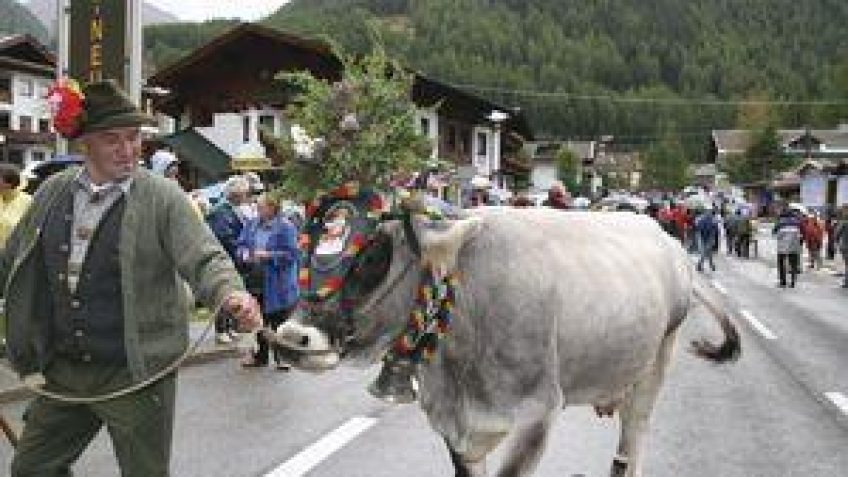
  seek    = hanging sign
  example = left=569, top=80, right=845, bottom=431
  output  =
left=69, top=0, right=126, bottom=86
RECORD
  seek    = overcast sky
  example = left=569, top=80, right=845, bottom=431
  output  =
left=145, top=0, right=291, bottom=21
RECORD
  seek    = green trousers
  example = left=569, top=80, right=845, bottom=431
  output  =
left=10, top=358, right=177, bottom=477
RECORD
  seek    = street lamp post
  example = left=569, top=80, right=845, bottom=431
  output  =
left=487, top=110, right=509, bottom=192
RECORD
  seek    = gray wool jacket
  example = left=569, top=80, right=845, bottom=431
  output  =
left=0, top=166, right=245, bottom=382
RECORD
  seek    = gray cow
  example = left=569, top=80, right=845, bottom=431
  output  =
left=275, top=207, right=740, bottom=477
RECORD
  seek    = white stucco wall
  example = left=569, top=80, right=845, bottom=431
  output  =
left=11, top=74, right=51, bottom=132
left=837, top=176, right=848, bottom=206
left=800, top=171, right=827, bottom=208
left=195, top=108, right=285, bottom=158
left=472, top=126, right=495, bottom=176
left=531, top=162, right=557, bottom=192
left=4, top=73, right=54, bottom=164
left=415, top=109, right=439, bottom=159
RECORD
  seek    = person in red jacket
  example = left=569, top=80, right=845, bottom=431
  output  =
left=801, top=212, right=825, bottom=269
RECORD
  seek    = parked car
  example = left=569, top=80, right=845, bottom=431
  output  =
left=22, top=155, right=84, bottom=194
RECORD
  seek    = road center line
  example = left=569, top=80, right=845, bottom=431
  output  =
left=824, top=392, right=848, bottom=416
left=739, top=309, right=777, bottom=340
left=711, top=280, right=728, bottom=295
left=266, top=416, right=378, bottom=477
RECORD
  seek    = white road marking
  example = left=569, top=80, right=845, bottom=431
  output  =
left=824, top=392, right=848, bottom=416
left=739, top=309, right=777, bottom=340
left=266, top=416, right=378, bottom=477
left=711, top=280, right=728, bottom=295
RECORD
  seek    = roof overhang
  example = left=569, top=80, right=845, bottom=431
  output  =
left=146, top=23, right=534, bottom=141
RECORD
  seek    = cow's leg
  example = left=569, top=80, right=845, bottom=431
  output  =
left=446, top=439, right=487, bottom=477
left=495, top=417, right=554, bottom=477
left=612, top=329, right=678, bottom=477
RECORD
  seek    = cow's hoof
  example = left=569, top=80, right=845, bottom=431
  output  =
left=368, top=360, right=418, bottom=404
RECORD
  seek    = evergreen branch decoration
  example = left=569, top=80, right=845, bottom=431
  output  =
left=271, top=46, right=432, bottom=200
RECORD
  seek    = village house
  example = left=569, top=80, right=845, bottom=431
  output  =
left=529, top=140, right=596, bottom=195
left=710, top=125, right=848, bottom=210
left=146, top=23, right=533, bottom=199
left=0, top=34, right=56, bottom=166
left=530, top=138, right=642, bottom=197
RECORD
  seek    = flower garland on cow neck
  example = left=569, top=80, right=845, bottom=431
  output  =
left=390, top=269, right=458, bottom=363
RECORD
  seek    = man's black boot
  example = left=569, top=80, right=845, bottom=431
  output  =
left=368, top=356, right=417, bottom=404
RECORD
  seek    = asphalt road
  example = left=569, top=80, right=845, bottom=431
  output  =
left=0, top=249, right=846, bottom=476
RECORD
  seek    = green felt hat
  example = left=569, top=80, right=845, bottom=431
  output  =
left=80, top=80, right=155, bottom=135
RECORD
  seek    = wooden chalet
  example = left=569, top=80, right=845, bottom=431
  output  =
left=146, top=23, right=533, bottom=190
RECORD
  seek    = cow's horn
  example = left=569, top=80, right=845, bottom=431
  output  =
left=416, top=216, right=482, bottom=275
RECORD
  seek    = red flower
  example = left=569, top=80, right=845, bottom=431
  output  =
left=46, top=78, right=85, bottom=139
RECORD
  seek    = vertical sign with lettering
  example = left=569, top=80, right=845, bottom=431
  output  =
left=69, top=0, right=126, bottom=87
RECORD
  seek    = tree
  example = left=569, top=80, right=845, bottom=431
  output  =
left=555, top=146, right=580, bottom=193
left=723, top=125, right=801, bottom=185
left=641, top=132, right=688, bottom=191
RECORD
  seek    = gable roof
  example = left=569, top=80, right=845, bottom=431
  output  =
left=149, top=23, right=338, bottom=88
left=0, top=34, right=55, bottom=76
left=148, top=22, right=533, bottom=140
left=712, top=127, right=848, bottom=155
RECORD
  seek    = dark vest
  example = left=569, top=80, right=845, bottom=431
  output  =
left=42, top=187, right=127, bottom=364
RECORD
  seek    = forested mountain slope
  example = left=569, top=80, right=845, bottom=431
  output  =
left=146, top=0, right=848, bottom=158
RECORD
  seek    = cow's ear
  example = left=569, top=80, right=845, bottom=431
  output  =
left=416, top=216, right=482, bottom=276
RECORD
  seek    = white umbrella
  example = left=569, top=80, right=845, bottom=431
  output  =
left=572, top=197, right=591, bottom=209
left=787, top=202, right=809, bottom=215
left=470, top=176, right=491, bottom=189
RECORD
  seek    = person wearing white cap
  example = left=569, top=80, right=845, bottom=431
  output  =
left=149, top=149, right=180, bottom=181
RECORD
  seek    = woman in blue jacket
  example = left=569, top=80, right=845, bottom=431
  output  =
left=237, top=194, right=300, bottom=368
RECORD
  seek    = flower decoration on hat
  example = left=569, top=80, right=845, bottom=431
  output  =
left=46, top=78, right=85, bottom=139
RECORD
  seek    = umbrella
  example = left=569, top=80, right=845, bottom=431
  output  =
left=787, top=202, right=809, bottom=215
left=572, top=197, right=591, bottom=209
left=470, top=176, right=491, bottom=189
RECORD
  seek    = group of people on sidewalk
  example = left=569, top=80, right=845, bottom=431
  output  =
left=205, top=178, right=300, bottom=369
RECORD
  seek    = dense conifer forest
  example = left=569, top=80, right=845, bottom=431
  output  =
left=141, top=0, right=848, bottom=160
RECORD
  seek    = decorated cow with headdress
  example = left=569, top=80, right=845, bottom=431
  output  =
left=269, top=49, right=742, bottom=477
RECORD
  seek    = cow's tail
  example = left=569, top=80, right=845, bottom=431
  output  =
left=689, top=278, right=742, bottom=363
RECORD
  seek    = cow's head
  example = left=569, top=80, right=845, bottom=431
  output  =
left=272, top=191, right=481, bottom=371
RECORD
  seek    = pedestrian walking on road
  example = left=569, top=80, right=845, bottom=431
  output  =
left=695, top=208, right=719, bottom=272
left=723, top=209, right=738, bottom=255
left=0, top=80, right=261, bottom=477
left=834, top=206, right=848, bottom=288
left=801, top=212, right=825, bottom=270
left=824, top=210, right=837, bottom=261
left=236, top=194, right=300, bottom=369
left=735, top=212, right=754, bottom=259
left=773, top=207, right=804, bottom=288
